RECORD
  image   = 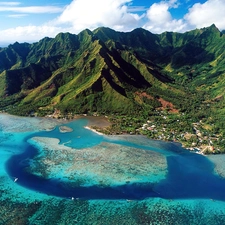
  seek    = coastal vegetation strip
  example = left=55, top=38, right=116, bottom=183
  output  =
left=81, top=113, right=224, bottom=155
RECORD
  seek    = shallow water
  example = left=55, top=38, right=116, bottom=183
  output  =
left=1, top=114, right=225, bottom=224
left=4, top=118, right=224, bottom=201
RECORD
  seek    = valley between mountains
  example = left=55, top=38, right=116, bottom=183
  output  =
left=0, top=24, right=225, bottom=153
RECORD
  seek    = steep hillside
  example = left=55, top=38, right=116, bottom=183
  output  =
left=0, top=25, right=225, bottom=152
left=0, top=26, right=181, bottom=116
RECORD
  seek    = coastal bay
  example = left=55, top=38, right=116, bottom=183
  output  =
left=1, top=113, right=225, bottom=224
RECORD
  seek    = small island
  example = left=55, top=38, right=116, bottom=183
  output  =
left=59, top=126, right=73, bottom=133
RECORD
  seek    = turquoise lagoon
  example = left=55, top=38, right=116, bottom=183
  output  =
left=1, top=113, right=225, bottom=224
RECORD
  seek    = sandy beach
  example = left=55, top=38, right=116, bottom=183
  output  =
left=84, top=126, right=104, bottom=135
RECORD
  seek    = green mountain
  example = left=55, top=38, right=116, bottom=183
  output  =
left=0, top=27, right=173, bottom=114
left=0, top=24, right=225, bottom=152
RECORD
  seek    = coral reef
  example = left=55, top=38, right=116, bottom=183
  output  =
left=28, top=137, right=167, bottom=187
left=1, top=114, right=225, bottom=224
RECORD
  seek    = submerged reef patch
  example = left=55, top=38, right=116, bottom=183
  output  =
left=207, top=154, right=225, bottom=178
left=59, top=126, right=73, bottom=133
left=1, top=197, right=225, bottom=225
left=28, top=137, right=167, bottom=187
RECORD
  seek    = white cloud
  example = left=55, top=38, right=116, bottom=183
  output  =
left=143, top=0, right=187, bottom=33
left=0, top=0, right=143, bottom=45
left=184, top=0, right=225, bottom=30
left=127, top=6, right=147, bottom=13
left=57, top=0, right=142, bottom=33
left=1, top=0, right=225, bottom=46
left=0, top=2, right=21, bottom=6
left=7, top=14, right=27, bottom=18
left=0, top=25, right=64, bottom=44
left=0, top=5, right=63, bottom=14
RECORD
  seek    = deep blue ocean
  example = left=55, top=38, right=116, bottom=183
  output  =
left=3, top=118, right=225, bottom=201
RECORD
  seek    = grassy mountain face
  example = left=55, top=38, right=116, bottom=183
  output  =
left=0, top=24, right=225, bottom=144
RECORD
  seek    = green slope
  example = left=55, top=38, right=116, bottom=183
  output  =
left=0, top=25, right=224, bottom=132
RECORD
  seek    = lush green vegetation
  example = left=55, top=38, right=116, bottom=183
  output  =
left=0, top=24, right=225, bottom=153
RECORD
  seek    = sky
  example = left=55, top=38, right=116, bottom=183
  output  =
left=0, top=0, right=225, bottom=46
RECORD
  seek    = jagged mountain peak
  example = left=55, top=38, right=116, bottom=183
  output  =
left=0, top=25, right=224, bottom=117
left=78, top=28, right=93, bottom=38
left=54, top=32, right=78, bottom=43
left=93, top=27, right=122, bottom=43
left=201, top=24, right=220, bottom=32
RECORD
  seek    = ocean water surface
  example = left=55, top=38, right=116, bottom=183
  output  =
left=1, top=113, right=225, bottom=224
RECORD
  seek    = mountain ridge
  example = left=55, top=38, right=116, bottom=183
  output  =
left=0, top=24, right=224, bottom=122
left=1, top=24, right=225, bottom=152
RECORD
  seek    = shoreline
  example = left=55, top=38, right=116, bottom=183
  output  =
left=83, top=120, right=207, bottom=156
left=0, top=112, right=213, bottom=155
left=84, top=126, right=104, bottom=135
